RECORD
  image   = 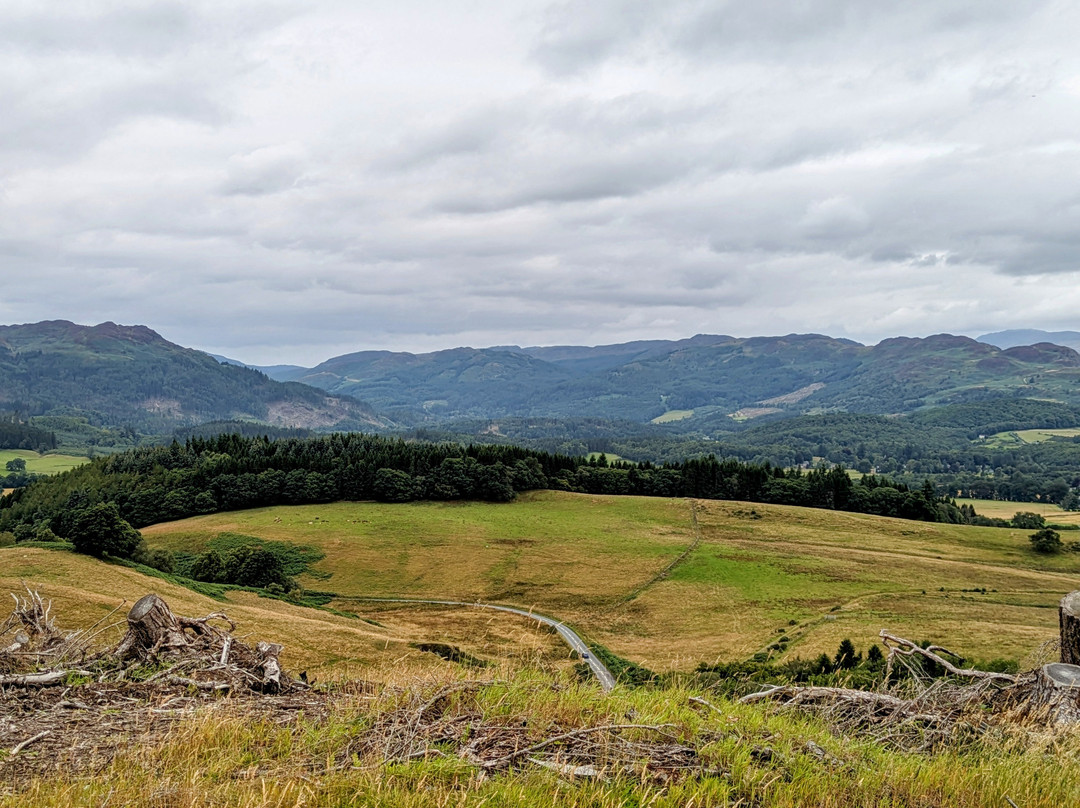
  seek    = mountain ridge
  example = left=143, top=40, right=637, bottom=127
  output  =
left=0, top=320, right=387, bottom=433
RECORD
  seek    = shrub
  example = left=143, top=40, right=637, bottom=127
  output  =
left=1030, top=527, right=1063, bottom=554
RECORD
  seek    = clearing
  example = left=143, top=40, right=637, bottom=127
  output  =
left=957, top=498, right=1080, bottom=525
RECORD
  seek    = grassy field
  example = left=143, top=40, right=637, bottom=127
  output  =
left=650, top=409, right=694, bottom=423
left=143, top=492, right=1080, bottom=672
left=0, top=547, right=574, bottom=682
left=958, top=497, right=1080, bottom=525
left=983, top=426, right=1080, bottom=447
left=0, top=449, right=87, bottom=475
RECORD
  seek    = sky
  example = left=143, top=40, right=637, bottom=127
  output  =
left=2, top=1, right=1080, bottom=365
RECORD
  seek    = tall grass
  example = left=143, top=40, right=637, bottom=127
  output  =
left=4, top=670, right=1078, bottom=807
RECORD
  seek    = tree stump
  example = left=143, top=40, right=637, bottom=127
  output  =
left=1021, top=663, right=1080, bottom=724
left=1059, top=591, right=1080, bottom=664
left=115, top=594, right=190, bottom=660
left=256, top=642, right=284, bottom=693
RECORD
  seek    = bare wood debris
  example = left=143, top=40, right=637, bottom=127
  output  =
left=740, top=620, right=1080, bottom=751
left=0, top=588, right=302, bottom=695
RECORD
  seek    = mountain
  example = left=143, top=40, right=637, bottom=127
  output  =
left=977, top=329, right=1080, bottom=353
left=263, top=332, right=1080, bottom=425
left=0, top=321, right=385, bottom=433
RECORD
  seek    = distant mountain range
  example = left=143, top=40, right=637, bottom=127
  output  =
left=241, top=332, right=1080, bottom=428
left=977, top=329, right=1080, bottom=353
left=0, top=321, right=385, bottom=432
left=9, top=321, right=1080, bottom=440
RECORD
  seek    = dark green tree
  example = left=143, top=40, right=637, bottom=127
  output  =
left=834, top=638, right=860, bottom=670
left=68, top=502, right=143, bottom=558
left=1012, top=511, right=1047, bottom=530
left=5, top=457, right=26, bottom=473
left=1030, top=527, right=1063, bottom=554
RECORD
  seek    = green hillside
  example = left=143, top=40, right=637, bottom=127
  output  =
left=144, top=491, right=1076, bottom=671
left=272, top=332, right=1080, bottom=424
left=0, top=320, right=385, bottom=433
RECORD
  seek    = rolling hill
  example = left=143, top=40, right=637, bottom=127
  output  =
left=266, top=332, right=1080, bottom=424
left=0, top=320, right=386, bottom=433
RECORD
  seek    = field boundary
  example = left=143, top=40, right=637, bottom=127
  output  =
left=615, top=499, right=703, bottom=606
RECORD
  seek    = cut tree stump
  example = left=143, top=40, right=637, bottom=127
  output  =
left=1060, top=591, right=1080, bottom=664
left=114, top=594, right=190, bottom=661
left=256, top=642, right=284, bottom=693
left=1019, top=663, right=1080, bottom=724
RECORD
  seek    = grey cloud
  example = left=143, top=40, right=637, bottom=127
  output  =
left=2, top=0, right=1080, bottom=364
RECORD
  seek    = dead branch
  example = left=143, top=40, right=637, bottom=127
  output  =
left=880, top=631, right=1018, bottom=684
left=0, top=669, right=92, bottom=686
left=10, top=731, right=50, bottom=756
left=480, top=723, right=677, bottom=770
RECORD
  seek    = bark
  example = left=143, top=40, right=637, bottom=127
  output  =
left=1017, top=664, right=1080, bottom=724
left=256, top=641, right=284, bottom=693
left=1059, top=591, right=1080, bottom=665
left=114, top=594, right=190, bottom=661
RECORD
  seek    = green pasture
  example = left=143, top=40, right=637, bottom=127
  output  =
left=983, top=426, right=1080, bottom=448
left=144, top=491, right=1080, bottom=673
left=0, top=449, right=88, bottom=475
left=958, top=497, right=1080, bottom=525
left=650, top=409, right=695, bottom=424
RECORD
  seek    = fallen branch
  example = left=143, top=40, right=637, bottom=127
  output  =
left=480, top=723, right=677, bottom=770
left=10, top=730, right=50, bottom=756
left=880, top=631, right=1018, bottom=684
left=0, top=669, right=92, bottom=687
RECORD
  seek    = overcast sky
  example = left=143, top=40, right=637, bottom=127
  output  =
left=2, top=1, right=1079, bottom=364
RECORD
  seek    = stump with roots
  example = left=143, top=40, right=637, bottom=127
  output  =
left=111, top=593, right=292, bottom=693
left=114, top=594, right=191, bottom=659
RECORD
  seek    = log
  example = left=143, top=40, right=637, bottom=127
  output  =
left=0, top=669, right=92, bottom=686
left=114, top=594, right=190, bottom=660
left=1060, top=591, right=1080, bottom=664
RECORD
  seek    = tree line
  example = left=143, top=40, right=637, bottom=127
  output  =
left=0, top=433, right=981, bottom=557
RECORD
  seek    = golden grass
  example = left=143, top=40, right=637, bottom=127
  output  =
left=4, top=672, right=1080, bottom=807
left=959, top=497, right=1080, bottom=525
left=141, top=492, right=1080, bottom=673
left=0, top=548, right=570, bottom=682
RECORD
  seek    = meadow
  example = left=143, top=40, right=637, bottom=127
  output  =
left=7, top=492, right=1080, bottom=806
left=0, top=547, right=573, bottom=681
left=0, top=449, right=87, bottom=475
left=143, top=492, right=1080, bottom=672
left=958, top=497, right=1080, bottom=525
left=983, top=427, right=1080, bottom=448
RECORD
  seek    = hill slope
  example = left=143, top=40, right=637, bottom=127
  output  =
left=0, top=320, right=386, bottom=433
left=267, top=332, right=1080, bottom=423
left=143, top=491, right=1078, bottom=671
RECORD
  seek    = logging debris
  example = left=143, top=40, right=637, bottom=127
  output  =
left=739, top=627, right=1080, bottom=751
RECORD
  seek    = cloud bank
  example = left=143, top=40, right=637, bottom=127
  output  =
left=1, top=0, right=1078, bottom=363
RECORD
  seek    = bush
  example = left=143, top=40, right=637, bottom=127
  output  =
left=1013, top=511, right=1047, bottom=530
left=1030, top=527, right=1063, bottom=554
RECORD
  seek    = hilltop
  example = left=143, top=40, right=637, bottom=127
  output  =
left=0, top=320, right=385, bottom=434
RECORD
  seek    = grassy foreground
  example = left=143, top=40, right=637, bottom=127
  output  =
left=3, top=671, right=1078, bottom=808
left=144, top=492, right=1080, bottom=671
